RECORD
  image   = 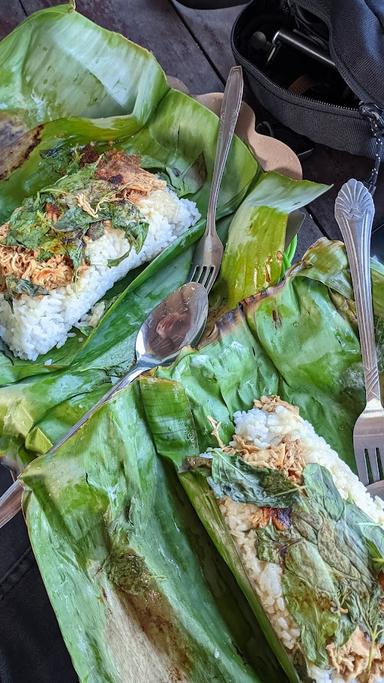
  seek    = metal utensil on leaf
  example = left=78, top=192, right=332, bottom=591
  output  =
left=189, top=65, right=243, bottom=293
left=0, top=282, right=209, bottom=527
left=335, top=179, right=384, bottom=496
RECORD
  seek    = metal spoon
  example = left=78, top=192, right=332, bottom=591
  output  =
left=0, top=281, right=209, bottom=527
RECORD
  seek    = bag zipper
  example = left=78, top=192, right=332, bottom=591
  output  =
left=231, top=3, right=384, bottom=162
left=232, top=37, right=359, bottom=115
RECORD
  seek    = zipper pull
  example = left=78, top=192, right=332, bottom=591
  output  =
left=360, top=102, right=384, bottom=135
left=360, top=102, right=384, bottom=195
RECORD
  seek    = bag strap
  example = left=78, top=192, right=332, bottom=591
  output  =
left=360, top=104, right=384, bottom=194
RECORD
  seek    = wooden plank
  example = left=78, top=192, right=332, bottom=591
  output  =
left=171, top=0, right=241, bottom=83
left=295, top=212, right=324, bottom=259
left=301, top=146, right=384, bottom=241
left=21, top=0, right=223, bottom=93
left=0, top=0, right=26, bottom=39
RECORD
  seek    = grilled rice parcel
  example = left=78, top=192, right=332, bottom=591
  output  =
left=0, top=149, right=200, bottom=360
left=185, top=397, right=384, bottom=683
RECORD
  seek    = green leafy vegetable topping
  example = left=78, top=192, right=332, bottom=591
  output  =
left=282, top=570, right=340, bottom=668
left=0, top=146, right=151, bottom=298
left=2, top=276, right=48, bottom=311
left=85, top=222, right=105, bottom=241
left=254, top=522, right=296, bottom=564
left=3, top=276, right=48, bottom=298
left=303, top=463, right=344, bottom=521
left=5, top=197, right=51, bottom=250
left=109, top=203, right=149, bottom=254
left=208, top=451, right=301, bottom=508
left=53, top=206, right=98, bottom=233
left=40, top=144, right=83, bottom=177
left=189, top=448, right=384, bottom=673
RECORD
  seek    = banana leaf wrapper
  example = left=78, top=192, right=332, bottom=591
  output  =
left=0, top=4, right=328, bottom=465
left=136, top=238, right=384, bottom=683
left=22, top=238, right=384, bottom=682
left=22, top=382, right=285, bottom=683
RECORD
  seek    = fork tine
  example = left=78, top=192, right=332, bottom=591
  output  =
left=204, top=267, right=218, bottom=293
left=354, top=439, right=369, bottom=485
left=197, top=266, right=208, bottom=285
left=188, top=265, right=198, bottom=282
left=366, top=447, right=381, bottom=483
left=189, top=265, right=203, bottom=284
left=377, top=447, right=384, bottom=479
left=199, top=266, right=213, bottom=290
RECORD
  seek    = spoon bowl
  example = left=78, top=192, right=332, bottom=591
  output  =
left=136, top=281, right=209, bottom=368
left=55, top=281, right=209, bottom=448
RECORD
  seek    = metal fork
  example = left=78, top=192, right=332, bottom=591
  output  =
left=335, top=178, right=384, bottom=494
left=188, top=65, right=243, bottom=293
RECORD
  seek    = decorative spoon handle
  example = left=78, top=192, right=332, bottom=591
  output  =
left=334, top=178, right=380, bottom=403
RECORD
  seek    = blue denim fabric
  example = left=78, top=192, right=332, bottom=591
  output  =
left=0, top=464, right=78, bottom=683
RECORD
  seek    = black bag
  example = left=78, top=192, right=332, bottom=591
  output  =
left=178, top=0, right=384, bottom=160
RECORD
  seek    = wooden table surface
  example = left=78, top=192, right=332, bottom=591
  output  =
left=2, top=0, right=383, bottom=258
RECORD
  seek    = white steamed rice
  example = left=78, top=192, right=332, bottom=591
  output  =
left=220, top=402, right=384, bottom=683
left=0, top=188, right=200, bottom=360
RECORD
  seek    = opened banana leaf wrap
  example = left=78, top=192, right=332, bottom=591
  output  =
left=23, top=233, right=384, bottom=682
left=0, top=3, right=328, bottom=467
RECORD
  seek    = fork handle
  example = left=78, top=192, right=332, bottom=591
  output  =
left=334, top=179, right=381, bottom=404
left=206, top=65, right=243, bottom=234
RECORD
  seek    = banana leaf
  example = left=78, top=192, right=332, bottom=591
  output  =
left=215, top=172, right=329, bottom=309
left=0, top=4, right=328, bottom=465
left=135, top=237, right=384, bottom=682
left=22, top=383, right=285, bottom=683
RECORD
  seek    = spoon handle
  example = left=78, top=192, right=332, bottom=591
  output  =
left=51, top=363, right=149, bottom=453
left=0, top=479, right=23, bottom=529
left=0, top=363, right=150, bottom=528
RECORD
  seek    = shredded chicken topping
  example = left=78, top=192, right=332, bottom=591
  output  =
left=0, top=225, right=73, bottom=292
left=230, top=435, right=304, bottom=485
left=254, top=395, right=299, bottom=415
left=327, top=628, right=384, bottom=682
left=96, top=152, right=165, bottom=204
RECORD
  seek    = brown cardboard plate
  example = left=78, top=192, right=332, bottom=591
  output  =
left=167, top=76, right=302, bottom=180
